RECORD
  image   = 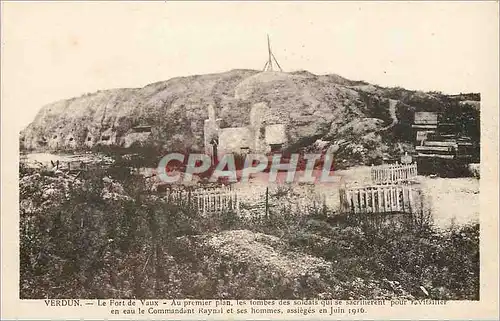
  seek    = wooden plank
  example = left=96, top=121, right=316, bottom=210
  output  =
left=349, top=190, right=354, bottom=214
left=361, top=189, right=365, bottom=213
left=236, top=192, right=240, bottom=213
left=416, top=146, right=452, bottom=152
left=417, top=153, right=455, bottom=159
left=371, top=188, right=375, bottom=213
left=356, top=190, right=361, bottom=214
left=365, top=189, right=369, bottom=213
left=381, top=188, right=386, bottom=213
left=341, top=189, right=345, bottom=212
left=423, top=141, right=458, bottom=147
left=389, top=186, right=393, bottom=212
left=401, top=187, right=406, bottom=213
left=377, top=187, right=382, bottom=213
left=396, top=187, right=401, bottom=212
left=386, top=188, right=391, bottom=212
left=402, top=187, right=407, bottom=212
left=352, top=190, right=356, bottom=213
left=343, top=190, right=347, bottom=213
left=382, top=188, right=386, bottom=212
left=408, top=187, right=414, bottom=213
left=362, top=189, right=366, bottom=214
left=387, top=186, right=391, bottom=212
left=348, top=190, right=353, bottom=213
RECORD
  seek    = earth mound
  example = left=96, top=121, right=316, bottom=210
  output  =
left=20, top=69, right=479, bottom=167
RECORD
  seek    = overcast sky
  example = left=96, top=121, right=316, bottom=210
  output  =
left=1, top=1, right=498, bottom=131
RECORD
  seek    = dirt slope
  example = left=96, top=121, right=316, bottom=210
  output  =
left=172, top=229, right=413, bottom=299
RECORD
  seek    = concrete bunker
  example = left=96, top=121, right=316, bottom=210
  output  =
left=203, top=103, right=287, bottom=160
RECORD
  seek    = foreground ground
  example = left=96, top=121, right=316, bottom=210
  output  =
left=19, top=161, right=479, bottom=300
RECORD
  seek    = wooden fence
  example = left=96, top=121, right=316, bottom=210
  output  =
left=339, top=184, right=418, bottom=214
left=165, top=185, right=240, bottom=215
left=239, top=187, right=327, bottom=219
left=371, top=163, right=418, bottom=185
left=163, top=185, right=326, bottom=218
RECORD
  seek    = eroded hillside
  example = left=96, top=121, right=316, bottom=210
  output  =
left=20, top=69, right=479, bottom=167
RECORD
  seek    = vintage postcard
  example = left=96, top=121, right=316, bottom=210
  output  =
left=1, top=1, right=499, bottom=320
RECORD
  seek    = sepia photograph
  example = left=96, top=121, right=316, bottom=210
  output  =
left=2, top=1, right=498, bottom=319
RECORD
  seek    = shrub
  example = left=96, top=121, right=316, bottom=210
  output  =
left=19, top=166, right=479, bottom=300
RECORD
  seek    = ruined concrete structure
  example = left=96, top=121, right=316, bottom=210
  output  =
left=203, top=102, right=287, bottom=161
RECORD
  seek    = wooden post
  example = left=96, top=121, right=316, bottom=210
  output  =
left=393, top=186, right=397, bottom=212
left=346, top=190, right=351, bottom=213
left=390, top=186, right=394, bottom=212
left=396, top=187, right=400, bottom=212
left=363, top=188, right=370, bottom=213
left=339, top=189, right=344, bottom=212
left=358, top=188, right=364, bottom=213
left=392, top=186, right=399, bottom=211
left=322, top=194, right=327, bottom=217
left=402, top=187, right=406, bottom=212
left=408, top=187, right=413, bottom=213
left=370, top=187, right=376, bottom=213
left=377, top=188, right=381, bottom=213
left=360, top=189, right=364, bottom=214
left=344, top=189, right=351, bottom=213
left=381, top=186, right=386, bottom=213
left=265, top=187, right=269, bottom=218
left=352, top=189, right=357, bottom=214
left=204, top=192, right=207, bottom=215
left=380, top=188, right=384, bottom=213
left=361, top=189, right=365, bottom=214
left=354, top=189, right=358, bottom=214
left=385, top=188, right=390, bottom=212
left=387, top=186, right=391, bottom=212
left=350, top=189, right=354, bottom=214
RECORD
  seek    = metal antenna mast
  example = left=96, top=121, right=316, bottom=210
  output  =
left=263, top=34, right=283, bottom=72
